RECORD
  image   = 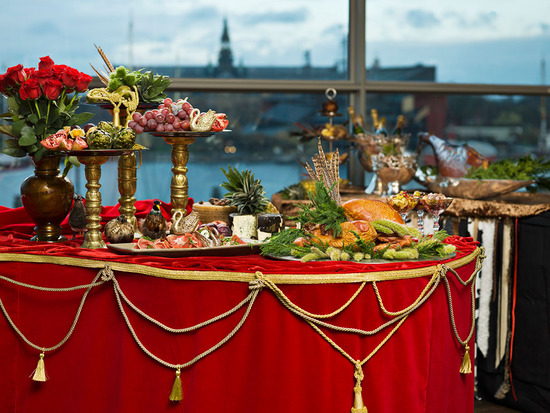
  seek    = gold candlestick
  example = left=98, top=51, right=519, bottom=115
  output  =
left=118, top=152, right=138, bottom=229
left=161, top=136, right=196, bottom=219
left=78, top=154, right=110, bottom=249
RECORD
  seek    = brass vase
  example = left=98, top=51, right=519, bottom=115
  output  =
left=20, top=155, right=74, bottom=242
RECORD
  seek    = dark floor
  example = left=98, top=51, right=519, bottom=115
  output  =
left=474, top=398, right=523, bottom=412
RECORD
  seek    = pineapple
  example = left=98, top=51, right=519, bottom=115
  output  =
left=220, top=165, right=269, bottom=215
left=112, top=127, right=136, bottom=149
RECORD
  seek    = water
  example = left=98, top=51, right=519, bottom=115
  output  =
left=0, top=157, right=309, bottom=209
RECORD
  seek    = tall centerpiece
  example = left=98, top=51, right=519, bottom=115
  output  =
left=0, top=56, right=94, bottom=241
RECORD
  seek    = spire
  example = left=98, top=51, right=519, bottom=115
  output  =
left=217, top=18, right=235, bottom=77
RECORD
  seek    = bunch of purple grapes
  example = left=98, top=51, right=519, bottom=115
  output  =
left=128, top=98, right=195, bottom=134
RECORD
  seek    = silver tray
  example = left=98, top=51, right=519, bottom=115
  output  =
left=150, top=130, right=231, bottom=138
left=266, top=252, right=456, bottom=264
left=107, top=240, right=261, bottom=257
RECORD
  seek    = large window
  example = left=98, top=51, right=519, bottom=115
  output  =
left=1, top=1, right=548, bottom=208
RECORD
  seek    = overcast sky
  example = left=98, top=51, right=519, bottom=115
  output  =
left=0, top=0, right=548, bottom=85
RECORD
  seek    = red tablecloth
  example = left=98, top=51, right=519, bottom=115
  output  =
left=0, top=205, right=480, bottom=413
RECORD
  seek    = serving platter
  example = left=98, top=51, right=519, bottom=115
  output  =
left=424, top=177, right=534, bottom=199
left=150, top=130, right=231, bottom=138
left=61, top=148, right=136, bottom=157
left=107, top=240, right=262, bottom=257
left=266, top=252, right=456, bottom=264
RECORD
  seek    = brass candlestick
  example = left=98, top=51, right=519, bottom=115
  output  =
left=78, top=154, right=110, bottom=249
left=118, top=152, right=138, bottom=229
left=160, top=135, right=196, bottom=219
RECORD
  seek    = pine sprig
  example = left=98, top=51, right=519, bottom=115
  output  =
left=260, top=228, right=306, bottom=256
left=295, top=180, right=347, bottom=237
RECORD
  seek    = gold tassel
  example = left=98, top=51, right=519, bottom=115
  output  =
left=351, top=385, right=368, bottom=413
left=460, top=344, right=472, bottom=374
left=351, top=362, right=368, bottom=413
left=32, top=352, right=47, bottom=382
left=169, top=368, right=183, bottom=402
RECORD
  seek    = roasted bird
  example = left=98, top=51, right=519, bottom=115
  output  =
left=104, top=215, right=134, bottom=244
left=140, top=200, right=167, bottom=240
left=417, top=132, right=488, bottom=177
left=68, top=194, right=87, bottom=240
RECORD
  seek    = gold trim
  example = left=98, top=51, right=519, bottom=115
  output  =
left=0, top=247, right=481, bottom=284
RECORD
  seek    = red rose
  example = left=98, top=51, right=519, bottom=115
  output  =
left=38, top=56, right=55, bottom=72
left=31, top=68, right=53, bottom=87
left=0, top=74, right=7, bottom=95
left=19, top=78, right=42, bottom=100
left=5, top=64, right=26, bottom=85
left=61, top=67, right=80, bottom=89
left=51, top=64, right=68, bottom=80
left=75, top=73, right=93, bottom=93
left=23, top=67, right=35, bottom=80
left=43, top=78, right=63, bottom=100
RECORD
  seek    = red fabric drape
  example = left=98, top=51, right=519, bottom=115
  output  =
left=0, top=205, right=477, bottom=413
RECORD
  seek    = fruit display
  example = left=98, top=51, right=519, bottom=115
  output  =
left=260, top=142, right=456, bottom=263
left=90, top=45, right=171, bottom=104
left=40, top=126, right=88, bottom=151
left=128, top=98, right=229, bottom=134
left=40, top=121, right=137, bottom=152
left=220, top=165, right=269, bottom=215
left=386, top=191, right=419, bottom=221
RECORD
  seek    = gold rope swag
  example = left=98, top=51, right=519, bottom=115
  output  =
left=0, top=247, right=483, bottom=409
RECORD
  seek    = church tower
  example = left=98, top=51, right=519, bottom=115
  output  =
left=216, top=18, right=236, bottom=77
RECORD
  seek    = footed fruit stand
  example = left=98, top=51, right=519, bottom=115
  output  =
left=0, top=200, right=482, bottom=413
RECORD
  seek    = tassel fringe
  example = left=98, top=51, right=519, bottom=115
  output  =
left=169, top=368, right=183, bottom=402
left=351, top=362, right=368, bottom=412
left=460, top=345, right=472, bottom=374
left=32, top=352, right=47, bottom=382
left=494, top=381, right=510, bottom=400
left=351, top=386, right=368, bottom=413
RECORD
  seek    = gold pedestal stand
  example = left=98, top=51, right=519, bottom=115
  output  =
left=118, top=153, right=138, bottom=229
left=78, top=155, right=109, bottom=249
left=160, top=136, right=196, bottom=219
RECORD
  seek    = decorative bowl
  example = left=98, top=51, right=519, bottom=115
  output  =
left=423, top=177, right=534, bottom=200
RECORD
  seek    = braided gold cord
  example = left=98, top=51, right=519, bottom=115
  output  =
left=0, top=247, right=482, bottom=284
left=0, top=265, right=113, bottom=353
left=113, top=276, right=256, bottom=333
left=111, top=277, right=264, bottom=370
left=0, top=247, right=483, bottom=386
left=372, top=269, right=442, bottom=317
left=256, top=272, right=367, bottom=319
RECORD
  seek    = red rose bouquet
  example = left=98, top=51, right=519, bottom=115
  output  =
left=0, top=56, right=94, bottom=160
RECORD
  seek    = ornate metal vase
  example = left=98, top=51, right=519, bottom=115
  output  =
left=20, top=155, right=74, bottom=242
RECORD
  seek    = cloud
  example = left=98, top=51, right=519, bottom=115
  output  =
left=406, top=10, right=441, bottom=29
left=240, top=8, right=308, bottom=26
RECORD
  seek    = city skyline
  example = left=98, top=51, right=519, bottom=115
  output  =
left=0, top=1, right=548, bottom=85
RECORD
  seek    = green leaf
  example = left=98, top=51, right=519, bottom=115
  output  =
left=28, top=113, right=39, bottom=124
left=7, top=96, right=19, bottom=113
left=11, top=119, right=25, bottom=136
left=3, top=138, right=20, bottom=148
left=19, top=126, right=38, bottom=146
left=70, top=112, right=95, bottom=126
left=0, top=124, right=15, bottom=137
left=1, top=147, right=26, bottom=157
left=34, top=119, right=47, bottom=136
left=33, top=147, right=45, bottom=161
